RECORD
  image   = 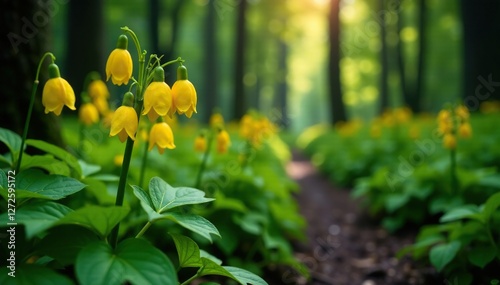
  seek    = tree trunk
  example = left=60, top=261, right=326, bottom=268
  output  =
left=149, top=0, right=160, bottom=55
left=66, top=0, right=105, bottom=101
left=233, top=0, right=247, bottom=120
left=275, top=39, right=289, bottom=128
left=203, top=0, right=218, bottom=123
left=378, top=0, right=390, bottom=113
left=461, top=0, right=500, bottom=107
left=1, top=0, right=64, bottom=147
left=328, top=0, right=347, bottom=124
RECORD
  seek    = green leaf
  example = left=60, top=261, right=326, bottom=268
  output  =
left=38, top=225, right=100, bottom=266
left=16, top=169, right=86, bottom=200
left=440, top=205, right=481, bottom=223
left=170, top=233, right=202, bottom=268
left=161, top=212, right=220, bottom=242
left=467, top=245, right=497, bottom=268
left=0, top=169, right=7, bottom=190
left=0, top=127, right=22, bottom=160
left=82, top=178, right=116, bottom=205
left=224, top=266, right=269, bottom=285
left=20, top=154, right=70, bottom=176
left=75, top=239, right=177, bottom=285
left=385, top=193, right=410, bottom=213
left=132, top=185, right=154, bottom=209
left=78, top=160, right=101, bottom=177
left=481, top=192, right=500, bottom=222
left=147, top=177, right=214, bottom=212
left=429, top=241, right=461, bottom=272
left=26, top=139, right=82, bottom=177
left=0, top=264, right=74, bottom=285
left=0, top=201, right=73, bottom=239
left=57, top=205, right=129, bottom=238
left=198, top=257, right=235, bottom=279
left=200, top=250, right=222, bottom=265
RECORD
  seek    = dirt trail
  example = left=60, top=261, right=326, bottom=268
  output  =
left=283, top=151, right=439, bottom=285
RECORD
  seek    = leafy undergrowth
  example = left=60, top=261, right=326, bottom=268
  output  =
left=298, top=106, right=500, bottom=284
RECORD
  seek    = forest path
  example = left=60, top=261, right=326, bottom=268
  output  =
left=283, top=151, right=438, bottom=285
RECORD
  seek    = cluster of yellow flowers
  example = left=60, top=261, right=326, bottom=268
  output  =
left=239, top=112, right=277, bottom=147
left=106, top=34, right=197, bottom=154
left=437, top=105, right=472, bottom=149
left=193, top=112, right=231, bottom=154
left=78, top=77, right=111, bottom=126
left=369, top=107, right=415, bottom=139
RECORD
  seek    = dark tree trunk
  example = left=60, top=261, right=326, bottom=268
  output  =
left=1, top=0, right=64, bottom=147
left=398, top=0, right=426, bottom=113
left=149, top=0, right=160, bottom=55
left=379, top=0, right=389, bottom=113
left=233, top=0, right=247, bottom=120
left=275, top=39, right=289, bottom=128
left=328, top=0, right=347, bottom=124
left=66, top=0, right=105, bottom=101
left=203, top=0, right=218, bottom=123
left=461, top=0, right=500, bottom=107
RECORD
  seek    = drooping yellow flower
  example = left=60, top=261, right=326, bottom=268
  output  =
left=216, top=129, right=231, bottom=154
left=458, top=122, right=472, bottom=138
left=194, top=134, right=207, bottom=153
left=142, top=67, right=172, bottom=122
left=42, top=63, right=76, bottom=115
left=105, top=35, right=133, bottom=86
left=88, top=80, right=110, bottom=99
left=171, top=65, right=197, bottom=118
left=455, top=105, right=469, bottom=121
left=443, top=133, right=456, bottom=150
left=93, top=96, right=110, bottom=115
left=149, top=122, right=175, bottom=154
left=437, top=109, right=453, bottom=135
left=210, top=112, right=224, bottom=128
left=79, top=103, right=99, bottom=126
left=109, top=92, right=138, bottom=142
left=239, top=114, right=253, bottom=139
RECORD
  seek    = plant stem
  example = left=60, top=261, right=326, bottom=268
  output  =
left=194, top=133, right=214, bottom=189
left=16, top=52, right=55, bottom=173
left=450, top=148, right=457, bottom=193
left=138, top=141, right=149, bottom=189
left=135, top=221, right=152, bottom=238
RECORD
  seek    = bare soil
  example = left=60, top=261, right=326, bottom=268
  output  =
left=270, top=151, right=443, bottom=285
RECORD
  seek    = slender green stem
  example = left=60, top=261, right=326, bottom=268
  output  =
left=16, top=52, right=55, bottom=173
left=450, top=148, right=457, bottom=193
left=160, top=57, right=184, bottom=69
left=138, top=140, right=149, bottom=189
left=135, top=221, right=153, bottom=238
left=194, top=133, right=214, bottom=189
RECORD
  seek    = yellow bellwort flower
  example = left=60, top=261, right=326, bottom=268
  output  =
left=88, top=79, right=110, bottom=99
left=106, top=35, right=133, bottom=86
left=79, top=103, right=99, bottom=126
left=110, top=92, right=138, bottom=142
left=93, top=96, right=110, bottom=115
left=458, top=122, right=472, bottom=138
left=149, top=122, right=176, bottom=154
left=194, top=134, right=207, bottom=153
left=42, top=63, right=76, bottom=115
left=210, top=112, right=224, bottom=129
left=143, top=66, right=172, bottom=122
left=443, top=133, right=456, bottom=150
left=216, top=129, right=231, bottom=154
left=455, top=105, right=470, bottom=121
left=171, top=65, right=197, bottom=118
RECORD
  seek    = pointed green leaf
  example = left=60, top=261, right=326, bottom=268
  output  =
left=439, top=205, right=481, bottom=223
left=132, top=185, right=162, bottom=221
left=20, top=154, right=70, bottom=176
left=76, top=239, right=177, bottom=285
left=38, top=225, right=100, bottom=266
left=78, top=160, right=101, bottom=177
left=26, top=139, right=82, bottom=177
left=482, top=192, right=500, bottom=222
left=467, top=245, right=496, bottom=268
left=0, top=201, right=73, bottom=239
left=147, top=177, right=214, bottom=213
left=200, top=250, right=222, bottom=265
left=161, top=212, right=220, bottom=242
left=224, top=266, right=269, bottom=285
left=57, top=205, right=129, bottom=238
left=0, top=127, right=22, bottom=160
left=198, top=257, right=235, bottom=279
left=16, top=169, right=86, bottom=200
left=170, top=233, right=202, bottom=268
left=429, top=241, right=461, bottom=272
left=0, top=264, right=74, bottom=285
